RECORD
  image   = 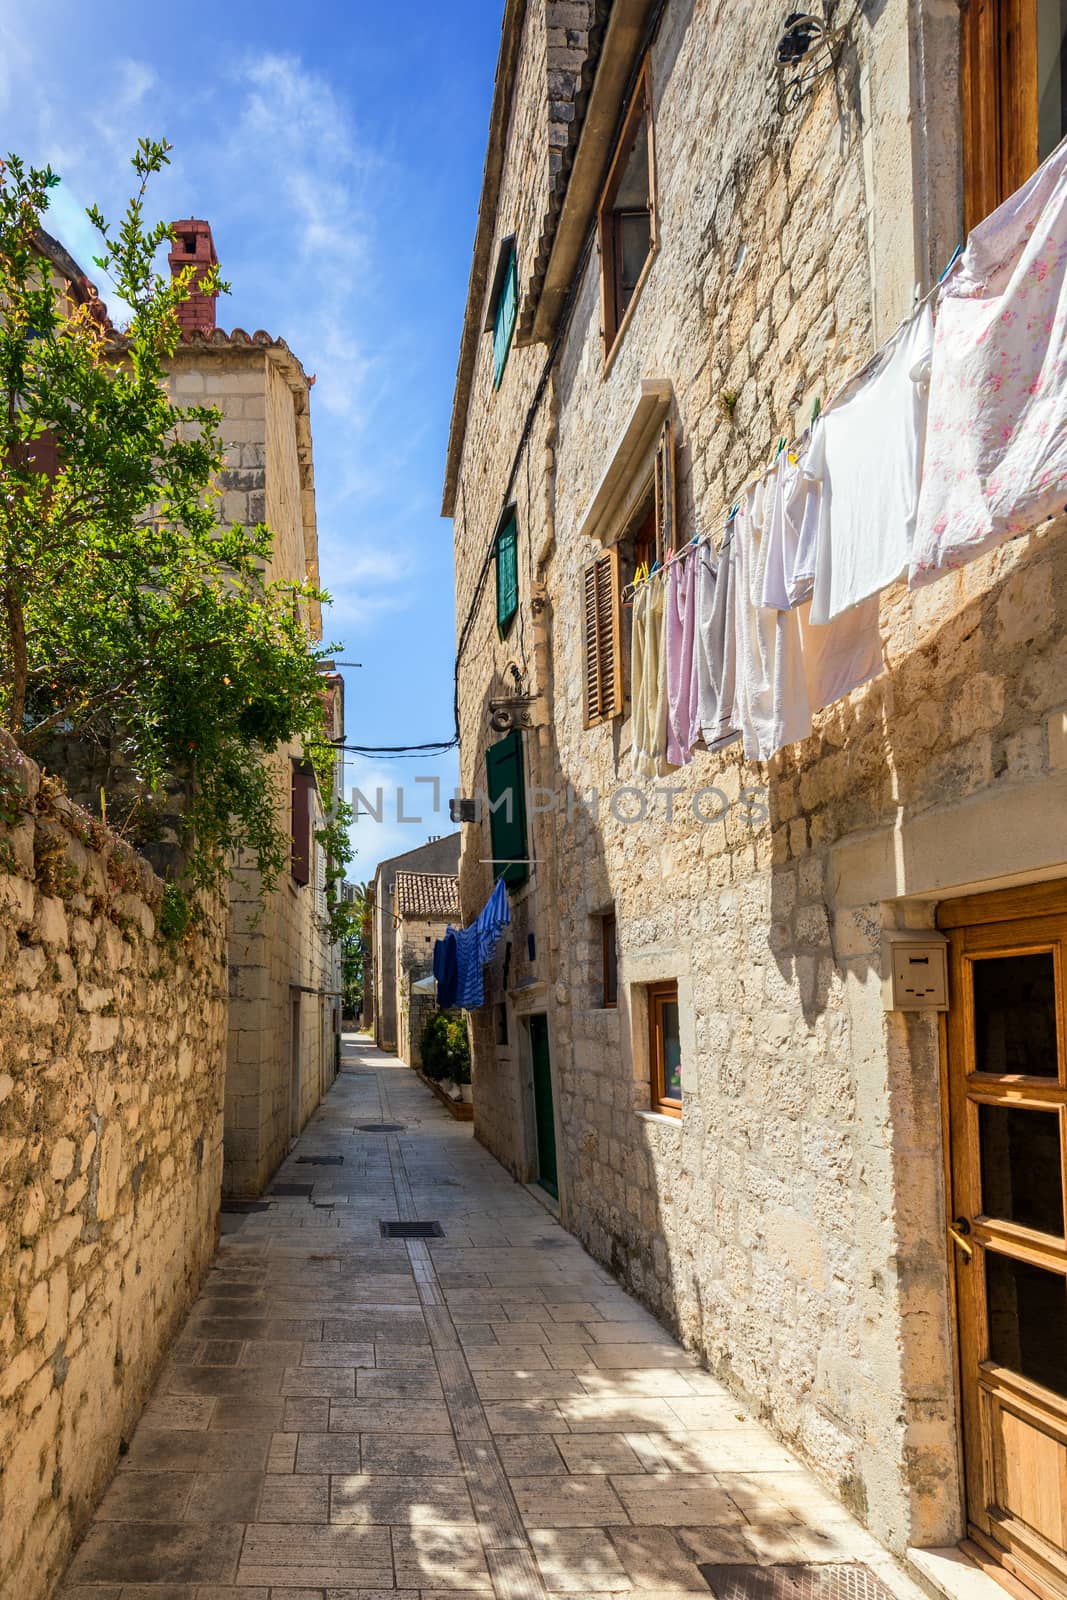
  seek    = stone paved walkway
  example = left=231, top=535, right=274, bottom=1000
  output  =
left=59, top=1036, right=927, bottom=1600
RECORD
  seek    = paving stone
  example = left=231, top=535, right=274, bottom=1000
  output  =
left=281, top=1367, right=357, bottom=1399
left=328, top=1474, right=477, bottom=1525
left=286, top=1398, right=332, bottom=1431
left=184, top=1469, right=265, bottom=1522
left=484, top=1399, right=571, bottom=1434
left=301, top=1342, right=376, bottom=1368
left=94, top=1471, right=193, bottom=1522
left=556, top=1434, right=647, bottom=1474
left=236, top=1523, right=393, bottom=1588
left=608, top=1524, right=748, bottom=1590
left=164, top=1365, right=284, bottom=1398
left=355, top=1366, right=446, bottom=1399
left=121, top=1429, right=272, bottom=1472
left=494, top=1436, right=568, bottom=1476
left=357, top=1432, right=464, bottom=1475
left=391, top=1525, right=494, bottom=1590
left=209, top=1397, right=287, bottom=1432
left=65, top=1522, right=244, bottom=1584
left=329, top=1400, right=453, bottom=1433
left=296, top=1433, right=363, bottom=1474
left=138, top=1395, right=217, bottom=1432
left=511, top=1473, right=630, bottom=1527
left=258, top=1473, right=331, bottom=1523
left=529, top=1527, right=633, bottom=1592
left=609, top=1474, right=744, bottom=1527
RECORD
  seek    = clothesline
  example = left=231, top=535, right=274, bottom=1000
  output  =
left=626, top=132, right=1067, bottom=773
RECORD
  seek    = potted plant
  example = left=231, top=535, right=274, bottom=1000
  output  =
left=418, top=1012, right=471, bottom=1100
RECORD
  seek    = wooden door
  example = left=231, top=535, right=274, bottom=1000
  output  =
left=941, top=884, right=1067, bottom=1599
left=529, top=1014, right=558, bottom=1199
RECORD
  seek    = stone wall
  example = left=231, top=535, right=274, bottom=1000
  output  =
left=448, top=0, right=1067, bottom=1560
left=0, top=741, right=227, bottom=1600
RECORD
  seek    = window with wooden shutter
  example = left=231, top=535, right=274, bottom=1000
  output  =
left=485, top=728, right=529, bottom=888
left=291, top=759, right=315, bottom=886
left=582, top=548, right=622, bottom=726
left=654, top=416, right=677, bottom=559
left=495, top=512, right=519, bottom=635
left=597, top=59, right=657, bottom=361
left=493, top=246, right=518, bottom=389
left=963, top=0, right=1067, bottom=229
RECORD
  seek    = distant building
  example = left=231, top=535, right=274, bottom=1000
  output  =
left=393, top=871, right=461, bottom=1068
left=370, top=834, right=460, bottom=1052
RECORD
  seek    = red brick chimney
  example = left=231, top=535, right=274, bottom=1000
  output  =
left=168, top=219, right=218, bottom=338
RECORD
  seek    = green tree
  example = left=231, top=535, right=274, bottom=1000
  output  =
left=0, top=140, right=335, bottom=894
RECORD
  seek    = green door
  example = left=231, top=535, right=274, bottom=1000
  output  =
left=529, top=1014, right=558, bottom=1198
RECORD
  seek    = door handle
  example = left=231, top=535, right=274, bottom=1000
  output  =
left=949, top=1220, right=973, bottom=1261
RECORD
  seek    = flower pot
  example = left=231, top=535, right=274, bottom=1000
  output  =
left=459, top=1083, right=473, bottom=1104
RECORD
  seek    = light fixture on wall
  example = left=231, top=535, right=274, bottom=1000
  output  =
left=774, top=11, right=844, bottom=115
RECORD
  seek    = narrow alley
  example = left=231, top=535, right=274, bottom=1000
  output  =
left=60, top=1040, right=933, bottom=1600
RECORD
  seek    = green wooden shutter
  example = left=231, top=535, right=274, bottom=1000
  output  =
left=495, top=514, right=519, bottom=634
left=485, top=728, right=529, bottom=888
left=493, top=248, right=518, bottom=389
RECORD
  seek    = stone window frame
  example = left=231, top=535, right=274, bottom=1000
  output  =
left=648, top=978, right=681, bottom=1118
left=597, top=57, right=658, bottom=372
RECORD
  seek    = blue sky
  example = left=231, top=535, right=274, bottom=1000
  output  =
left=0, top=0, right=499, bottom=881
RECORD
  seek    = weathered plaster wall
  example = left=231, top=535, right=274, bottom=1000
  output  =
left=450, top=0, right=1067, bottom=1558
left=0, top=743, right=227, bottom=1600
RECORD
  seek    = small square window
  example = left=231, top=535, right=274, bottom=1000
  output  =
left=598, top=62, right=656, bottom=360
left=648, top=980, right=681, bottom=1117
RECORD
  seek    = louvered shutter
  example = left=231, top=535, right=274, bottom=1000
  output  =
left=582, top=548, right=622, bottom=727
left=495, top=514, right=519, bottom=633
left=485, top=728, right=529, bottom=888
left=291, top=760, right=314, bottom=886
left=493, top=249, right=518, bottom=388
left=654, top=417, right=677, bottom=558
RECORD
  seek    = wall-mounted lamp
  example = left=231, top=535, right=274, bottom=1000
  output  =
left=774, top=11, right=844, bottom=115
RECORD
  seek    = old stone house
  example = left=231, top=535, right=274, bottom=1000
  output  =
left=164, top=220, right=346, bottom=1196
left=370, top=832, right=461, bottom=1052
left=445, top=3, right=1067, bottom=1595
left=393, top=869, right=462, bottom=1068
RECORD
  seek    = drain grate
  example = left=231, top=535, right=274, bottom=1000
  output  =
left=297, top=1155, right=345, bottom=1166
left=700, top=1567, right=898, bottom=1600
left=380, top=1220, right=444, bottom=1239
left=355, top=1122, right=405, bottom=1133
left=271, top=1182, right=314, bottom=1198
left=220, top=1200, right=272, bottom=1214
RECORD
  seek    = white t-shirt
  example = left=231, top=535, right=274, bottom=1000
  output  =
left=809, top=302, right=934, bottom=624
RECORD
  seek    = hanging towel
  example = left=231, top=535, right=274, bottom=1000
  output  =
left=433, top=931, right=459, bottom=1008
left=475, top=876, right=511, bottom=964
left=693, top=541, right=740, bottom=750
left=732, top=480, right=814, bottom=761
left=912, top=136, right=1067, bottom=584
left=665, top=553, right=699, bottom=766
left=631, top=578, right=670, bottom=777
left=808, top=300, right=934, bottom=623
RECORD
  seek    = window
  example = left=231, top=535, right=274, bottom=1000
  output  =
left=485, top=727, right=529, bottom=888
left=649, top=980, right=681, bottom=1116
left=963, top=0, right=1067, bottom=228
left=598, top=63, right=656, bottom=358
left=495, top=511, right=519, bottom=635
left=495, top=1002, right=509, bottom=1046
left=489, top=238, right=518, bottom=389
left=601, top=912, right=618, bottom=1008
left=583, top=548, right=623, bottom=725
left=290, top=759, right=315, bottom=886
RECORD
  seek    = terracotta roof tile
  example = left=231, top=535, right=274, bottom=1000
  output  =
left=394, top=871, right=461, bottom=920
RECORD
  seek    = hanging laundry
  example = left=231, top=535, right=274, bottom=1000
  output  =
left=665, top=550, right=699, bottom=766
left=731, top=476, right=815, bottom=761
left=912, top=136, right=1067, bottom=584
left=731, top=462, right=885, bottom=762
left=433, top=930, right=459, bottom=1008
left=631, top=576, right=670, bottom=777
left=475, top=876, right=511, bottom=963
left=808, top=300, right=934, bottom=623
left=760, top=446, right=818, bottom=610
left=693, top=539, right=740, bottom=751
left=446, top=879, right=512, bottom=1011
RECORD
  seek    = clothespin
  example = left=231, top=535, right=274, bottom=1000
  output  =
left=938, top=243, right=963, bottom=284
left=774, top=436, right=787, bottom=459
left=811, top=395, right=821, bottom=426
left=726, top=502, right=740, bottom=525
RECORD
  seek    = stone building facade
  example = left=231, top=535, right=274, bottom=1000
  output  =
left=0, top=739, right=227, bottom=1600
left=445, top=1, right=1067, bottom=1591
left=371, top=833, right=460, bottom=1052
left=165, top=221, right=346, bottom=1198
left=393, top=870, right=462, bottom=1069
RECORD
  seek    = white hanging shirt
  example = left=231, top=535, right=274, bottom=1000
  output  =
left=808, top=301, right=934, bottom=624
left=911, top=136, right=1067, bottom=584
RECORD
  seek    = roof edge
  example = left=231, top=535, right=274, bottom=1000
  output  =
left=441, top=0, right=528, bottom=519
